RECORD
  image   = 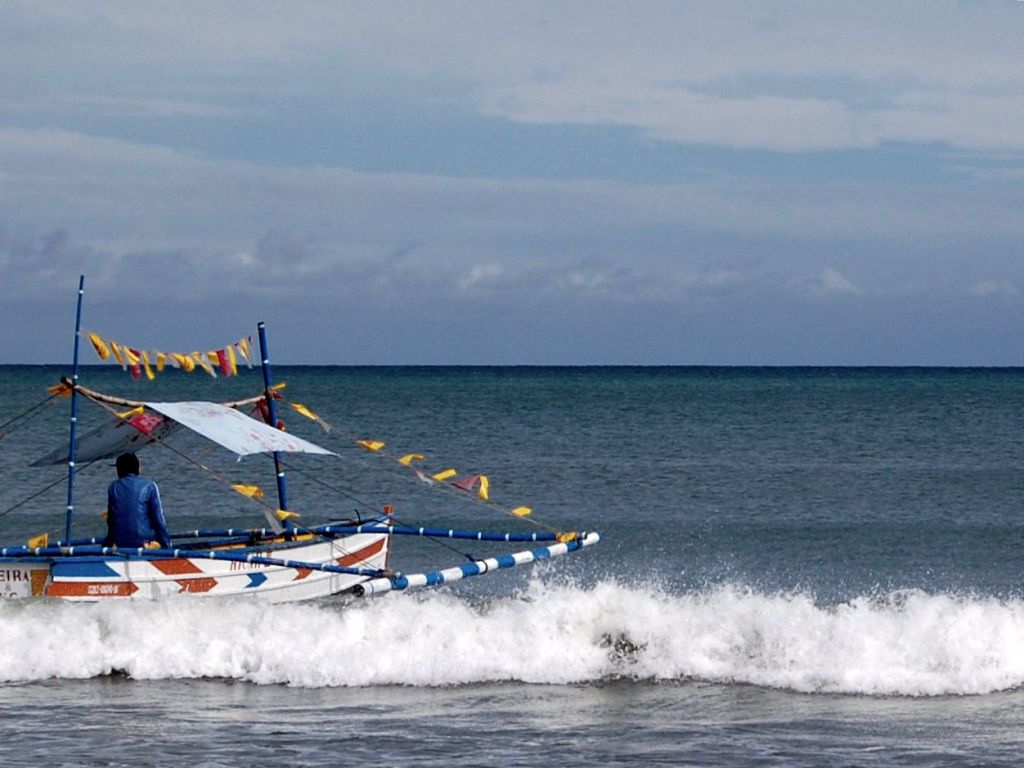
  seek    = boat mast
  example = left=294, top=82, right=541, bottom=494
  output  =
left=257, top=322, right=293, bottom=534
left=63, top=275, right=85, bottom=542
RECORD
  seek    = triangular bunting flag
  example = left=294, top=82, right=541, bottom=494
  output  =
left=88, top=333, right=110, bottom=360
left=231, top=484, right=264, bottom=499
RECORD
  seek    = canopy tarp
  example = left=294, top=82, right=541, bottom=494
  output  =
left=145, top=401, right=336, bottom=457
left=31, top=415, right=180, bottom=466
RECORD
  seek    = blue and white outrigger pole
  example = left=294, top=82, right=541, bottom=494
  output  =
left=64, top=275, right=85, bottom=542
left=257, top=321, right=293, bottom=534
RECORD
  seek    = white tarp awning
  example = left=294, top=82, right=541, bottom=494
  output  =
left=145, top=401, right=336, bottom=457
left=30, top=415, right=181, bottom=466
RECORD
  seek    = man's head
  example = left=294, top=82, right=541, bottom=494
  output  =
left=115, top=452, right=140, bottom=478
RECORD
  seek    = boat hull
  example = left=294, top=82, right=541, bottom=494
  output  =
left=0, top=532, right=389, bottom=603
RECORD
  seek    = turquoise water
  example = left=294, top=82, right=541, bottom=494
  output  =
left=2, top=365, right=1024, bottom=765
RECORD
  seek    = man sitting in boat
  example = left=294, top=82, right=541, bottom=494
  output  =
left=104, top=453, right=171, bottom=550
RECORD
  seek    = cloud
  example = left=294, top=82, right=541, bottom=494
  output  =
left=5, top=2, right=1024, bottom=364
left=970, top=280, right=1019, bottom=298
left=480, top=81, right=1024, bottom=153
left=457, top=262, right=504, bottom=291
left=454, top=3, right=1024, bottom=153
left=5, top=3, right=1024, bottom=155
left=1, top=126, right=1021, bottom=311
left=819, top=268, right=861, bottom=295
left=789, top=268, right=862, bottom=298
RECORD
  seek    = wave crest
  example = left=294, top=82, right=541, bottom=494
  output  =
left=2, top=581, right=1023, bottom=695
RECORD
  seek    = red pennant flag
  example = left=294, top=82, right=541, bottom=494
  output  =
left=254, top=396, right=284, bottom=429
left=451, top=474, right=480, bottom=492
left=216, top=348, right=232, bottom=376
left=128, top=349, right=143, bottom=380
left=255, top=399, right=271, bottom=424
left=129, top=412, right=164, bottom=435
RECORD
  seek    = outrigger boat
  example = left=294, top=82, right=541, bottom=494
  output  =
left=0, top=277, right=600, bottom=602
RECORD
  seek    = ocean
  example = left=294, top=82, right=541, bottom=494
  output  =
left=1, top=365, right=1023, bottom=766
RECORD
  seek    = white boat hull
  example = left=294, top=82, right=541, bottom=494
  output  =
left=0, top=532, right=389, bottom=603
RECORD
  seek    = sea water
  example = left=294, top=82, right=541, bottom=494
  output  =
left=1, top=366, right=1023, bottom=766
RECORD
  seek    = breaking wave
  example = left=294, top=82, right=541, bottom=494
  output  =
left=3, top=580, right=1024, bottom=696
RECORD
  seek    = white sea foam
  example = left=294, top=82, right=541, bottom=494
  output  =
left=3, top=580, right=1024, bottom=695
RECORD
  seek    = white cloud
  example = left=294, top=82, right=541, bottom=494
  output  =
left=0, top=127, right=1021, bottom=308
left=791, top=268, right=862, bottom=298
left=457, top=262, right=503, bottom=291
left=5, top=3, right=1024, bottom=153
left=481, top=80, right=1024, bottom=153
left=819, top=268, right=861, bottom=295
left=970, top=280, right=1019, bottom=298
left=480, top=84, right=870, bottom=152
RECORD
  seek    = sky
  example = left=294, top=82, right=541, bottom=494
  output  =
left=2, top=1, right=1024, bottom=365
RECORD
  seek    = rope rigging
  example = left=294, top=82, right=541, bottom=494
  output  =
left=67, top=389, right=381, bottom=566
left=277, top=456, right=483, bottom=563
left=0, top=392, right=61, bottom=441
left=9, top=377, right=576, bottom=566
left=0, top=460, right=100, bottom=521
left=275, top=392, right=565, bottom=535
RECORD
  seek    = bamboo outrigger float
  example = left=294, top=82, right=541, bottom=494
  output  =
left=0, top=277, right=600, bottom=602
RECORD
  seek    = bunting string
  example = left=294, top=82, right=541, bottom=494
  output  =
left=56, top=358, right=569, bottom=536
left=85, top=330, right=254, bottom=380
left=278, top=395, right=562, bottom=534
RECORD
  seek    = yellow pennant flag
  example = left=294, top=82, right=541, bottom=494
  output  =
left=176, top=353, right=195, bottom=372
left=47, top=383, right=72, bottom=398
left=556, top=531, right=578, bottom=543
left=110, top=341, right=126, bottom=369
left=140, top=350, right=156, bottom=381
left=123, top=347, right=140, bottom=366
left=290, top=402, right=331, bottom=432
left=291, top=403, right=318, bottom=420
left=192, top=352, right=216, bottom=377
left=399, top=453, right=425, bottom=466
left=227, top=344, right=238, bottom=376
left=512, top=506, right=533, bottom=517
left=231, top=484, right=264, bottom=499
left=238, top=337, right=253, bottom=367
left=27, top=532, right=49, bottom=549
left=88, top=333, right=110, bottom=360
left=275, top=509, right=300, bottom=521
left=432, top=468, right=457, bottom=482
left=477, top=474, right=490, bottom=501
left=155, top=352, right=167, bottom=372
left=358, top=439, right=385, bottom=452
left=117, top=405, right=144, bottom=420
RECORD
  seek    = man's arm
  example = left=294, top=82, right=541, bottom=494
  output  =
left=146, top=482, right=172, bottom=549
left=103, top=485, right=115, bottom=546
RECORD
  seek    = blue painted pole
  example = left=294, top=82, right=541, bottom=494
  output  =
left=352, top=531, right=601, bottom=596
left=257, top=322, right=292, bottom=532
left=64, top=275, right=85, bottom=542
left=317, top=523, right=566, bottom=543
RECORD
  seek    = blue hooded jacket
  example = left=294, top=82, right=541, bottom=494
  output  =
left=105, top=474, right=171, bottom=549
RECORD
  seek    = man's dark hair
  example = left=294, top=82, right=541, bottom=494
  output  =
left=116, top=452, right=140, bottom=478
